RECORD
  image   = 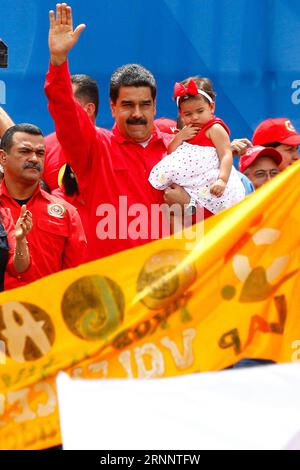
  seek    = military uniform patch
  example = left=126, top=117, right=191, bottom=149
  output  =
left=47, top=203, right=66, bottom=218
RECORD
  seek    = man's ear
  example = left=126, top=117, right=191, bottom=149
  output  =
left=83, top=102, right=96, bottom=118
left=0, top=149, right=7, bottom=166
left=153, top=99, right=157, bottom=117
left=110, top=100, right=116, bottom=119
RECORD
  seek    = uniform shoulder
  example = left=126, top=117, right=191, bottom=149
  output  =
left=40, top=190, right=78, bottom=215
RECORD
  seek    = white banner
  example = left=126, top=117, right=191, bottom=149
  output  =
left=57, top=363, right=300, bottom=450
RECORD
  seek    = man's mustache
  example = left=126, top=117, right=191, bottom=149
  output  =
left=126, top=117, right=147, bottom=125
left=23, top=162, right=42, bottom=171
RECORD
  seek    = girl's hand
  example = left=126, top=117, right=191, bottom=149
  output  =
left=210, top=178, right=226, bottom=197
left=15, top=205, right=33, bottom=240
left=178, top=124, right=199, bottom=142
left=168, top=125, right=200, bottom=153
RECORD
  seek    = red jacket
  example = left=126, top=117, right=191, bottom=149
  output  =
left=44, top=132, right=65, bottom=192
left=44, top=128, right=108, bottom=192
left=0, top=182, right=87, bottom=290
left=52, top=186, right=89, bottom=235
left=45, top=61, right=172, bottom=262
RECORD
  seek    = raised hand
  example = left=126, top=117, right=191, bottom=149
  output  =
left=15, top=205, right=33, bottom=240
left=49, top=3, right=86, bottom=66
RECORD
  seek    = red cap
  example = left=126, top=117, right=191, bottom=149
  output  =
left=155, top=117, right=177, bottom=134
left=253, top=118, right=300, bottom=146
left=239, top=146, right=282, bottom=173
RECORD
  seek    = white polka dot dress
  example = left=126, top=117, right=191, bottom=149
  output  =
left=149, top=142, right=245, bottom=214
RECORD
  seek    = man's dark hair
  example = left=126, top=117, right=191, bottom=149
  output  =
left=71, top=74, right=99, bottom=117
left=261, top=142, right=281, bottom=148
left=40, top=179, right=51, bottom=193
left=1, top=123, right=43, bottom=152
left=110, top=64, right=156, bottom=103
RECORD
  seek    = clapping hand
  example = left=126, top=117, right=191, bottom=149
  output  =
left=15, top=205, right=32, bottom=240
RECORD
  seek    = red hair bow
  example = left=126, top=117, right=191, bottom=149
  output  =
left=173, top=79, right=199, bottom=98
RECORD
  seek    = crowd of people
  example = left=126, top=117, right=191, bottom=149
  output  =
left=0, top=3, right=299, bottom=295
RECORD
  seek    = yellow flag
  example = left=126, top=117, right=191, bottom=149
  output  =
left=0, top=162, right=300, bottom=449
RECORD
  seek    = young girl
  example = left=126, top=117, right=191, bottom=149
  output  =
left=149, top=77, right=245, bottom=216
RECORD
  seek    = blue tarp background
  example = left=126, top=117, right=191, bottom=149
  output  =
left=0, top=0, right=299, bottom=139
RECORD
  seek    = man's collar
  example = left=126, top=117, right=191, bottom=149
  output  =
left=0, top=180, right=46, bottom=201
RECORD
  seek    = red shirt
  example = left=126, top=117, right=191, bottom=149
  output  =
left=52, top=186, right=89, bottom=234
left=188, top=116, right=230, bottom=146
left=44, top=126, right=107, bottom=192
left=45, top=61, right=172, bottom=262
left=155, top=117, right=177, bottom=134
left=44, top=132, right=66, bottom=191
left=0, top=182, right=87, bottom=290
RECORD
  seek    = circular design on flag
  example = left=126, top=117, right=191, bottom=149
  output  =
left=137, top=249, right=197, bottom=310
left=47, top=203, right=66, bottom=218
left=61, top=276, right=125, bottom=341
left=0, top=302, right=55, bottom=362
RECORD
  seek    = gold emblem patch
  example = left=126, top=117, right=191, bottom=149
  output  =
left=47, top=203, right=66, bottom=218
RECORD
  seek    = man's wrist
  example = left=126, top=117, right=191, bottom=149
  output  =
left=50, top=54, right=67, bottom=67
left=14, top=240, right=29, bottom=258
